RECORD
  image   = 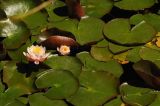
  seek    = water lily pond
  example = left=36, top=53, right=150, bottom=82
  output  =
left=0, top=0, right=160, bottom=106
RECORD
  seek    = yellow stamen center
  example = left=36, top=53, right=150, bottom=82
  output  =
left=32, top=47, right=43, bottom=54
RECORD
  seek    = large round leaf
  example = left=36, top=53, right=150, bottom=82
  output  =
left=68, top=70, right=119, bottom=106
left=44, top=56, right=82, bottom=77
left=114, top=0, right=155, bottom=10
left=35, top=69, right=79, bottom=99
left=120, top=83, right=156, bottom=106
left=103, top=18, right=156, bottom=45
left=1, top=19, right=30, bottom=49
left=76, top=17, right=104, bottom=45
left=104, top=96, right=123, bottom=106
left=29, top=93, right=67, bottom=106
left=80, top=0, right=113, bottom=18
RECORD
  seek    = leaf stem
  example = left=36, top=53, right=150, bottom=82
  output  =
left=10, top=0, right=54, bottom=20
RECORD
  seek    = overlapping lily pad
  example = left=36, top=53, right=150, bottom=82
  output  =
left=114, top=0, right=155, bottom=10
left=80, top=0, right=113, bottom=18
left=103, top=18, right=156, bottom=45
left=120, top=83, right=156, bottom=106
left=68, top=69, right=119, bottom=106
left=35, top=69, right=79, bottom=99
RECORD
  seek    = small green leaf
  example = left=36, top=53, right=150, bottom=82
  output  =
left=68, top=70, right=118, bottom=106
left=35, top=69, right=79, bottom=99
left=120, top=83, right=156, bottom=106
left=103, top=18, right=156, bottom=45
left=81, top=0, right=113, bottom=18
left=44, top=56, right=82, bottom=77
left=29, top=93, right=67, bottom=106
left=150, top=94, right=160, bottom=106
left=114, top=0, right=155, bottom=10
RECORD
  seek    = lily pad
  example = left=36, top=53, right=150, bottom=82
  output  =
left=3, top=61, right=36, bottom=94
left=103, top=18, right=156, bottom=45
left=81, top=0, right=113, bottom=18
left=77, top=52, right=123, bottom=78
left=68, top=70, right=118, bottom=106
left=76, top=17, right=104, bottom=45
left=29, top=93, right=67, bottom=106
left=90, top=45, right=113, bottom=62
left=1, top=19, right=30, bottom=49
left=114, top=0, right=155, bottom=10
left=150, top=94, right=160, bottom=106
left=35, top=69, right=79, bottom=99
left=0, top=86, right=27, bottom=106
left=44, top=56, right=82, bottom=77
left=120, top=83, right=156, bottom=106
left=104, top=96, right=123, bottom=106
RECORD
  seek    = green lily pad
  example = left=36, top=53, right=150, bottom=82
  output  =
left=48, top=18, right=78, bottom=35
left=81, top=0, right=113, bottom=18
left=109, top=43, right=132, bottom=54
left=77, top=52, right=123, bottom=78
left=120, top=83, right=156, bottom=106
left=44, top=56, right=82, bottom=77
left=5, top=100, right=26, bottom=106
left=0, top=78, right=5, bottom=93
left=0, top=86, right=27, bottom=106
left=3, top=61, right=36, bottom=94
left=29, top=93, right=67, bottom=106
left=139, top=47, right=160, bottom=62
left=1, top=20, right=30, bottom=49
left=17, top=97, right=28, bottom=105
left=35, top=69, right=79, bottom=99
left=150, top=94, right=160, bottom=106
left=68, top=70, right=118, bottom=106
left=103, top=18, right=156, bottom=45
left=46, top=0, right=67, bottom=22
left=130, top=13, right=160, bottom=31
left=114, top=0, right=155, bottom=10
left=126, top=46, right=142, bottom=63
left=104, top=96, right=123, bottom=106
left=90, top=45, right=113, bottom=62
left=76, top=17, right=104, bottom=45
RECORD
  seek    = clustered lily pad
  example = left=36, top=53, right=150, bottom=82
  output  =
left=0, top=0, right=160, bottom=106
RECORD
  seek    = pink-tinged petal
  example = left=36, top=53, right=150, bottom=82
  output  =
left=23, top=52, right=27, bottom=56
left=34, top=61, right=39, bottom=65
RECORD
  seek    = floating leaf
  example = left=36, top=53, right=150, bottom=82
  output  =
left=114, top=0, right=155, bottom=10
left=1, top=20, right=30, bottom=49
left=104, top=96, right=123, bottom=106
left=44, top=56, right=82, bottom=77
left=90, top=45, right=113, bottom=61
left=68, top=70, right=118, bottom=106
left=103, top=18, right=156, bottom=45
left=29, top=93, right=67, bottom=106
left=109, top=43, right=132, bottom=54
left=76, top=17, right=104, bottom=45
left=81, top=0, right=113, bottom=18
left=3, top=61, right=36, bottom=94
left=35, top=69, right=79, bottom=99
left=120, top=83, right=156, bottom=106
left=150, top=94, right=160, bottom=106
left=127, top=46, right=142, bottom=63
left=77, top=52, right=123, bottom=78
left=0, top=86, right=27, bottom=106
left=5, top=100, right=26, bottom=106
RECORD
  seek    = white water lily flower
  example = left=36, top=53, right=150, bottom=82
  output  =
left=57, top=45, right=70, bottom=55
left=23, top=45, right=50, bottom=64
